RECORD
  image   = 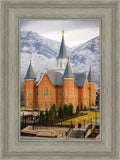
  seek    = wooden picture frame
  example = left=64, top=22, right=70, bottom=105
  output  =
left=0, top=0, right=120, bottom=159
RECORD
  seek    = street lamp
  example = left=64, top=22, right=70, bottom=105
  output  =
left=95, top=110, right=97, bottom=126
left=90, top=118, right=92, bottom=137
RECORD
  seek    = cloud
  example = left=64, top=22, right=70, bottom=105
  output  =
left=20, top=20, right=99, bottom=47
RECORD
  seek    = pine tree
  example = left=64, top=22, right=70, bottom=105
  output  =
left=39, top=111, right=45, bottom=122
left=69, top=103, right=73, bottom=117
left=58, top=105, right=63, bottom=119
left=76, top=105, right=80, bottom=114
left=48, top=108, right=55, bottom=123
left=45, top=109, right=49, bottom=121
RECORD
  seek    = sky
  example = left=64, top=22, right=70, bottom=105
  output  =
left=20, top=20, right=99, bottom=47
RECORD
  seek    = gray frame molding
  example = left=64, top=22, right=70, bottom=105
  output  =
left=0, top=0, right=120, bottom=159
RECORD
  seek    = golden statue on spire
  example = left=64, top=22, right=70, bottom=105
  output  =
left=62, top=30, right=64, bottom=37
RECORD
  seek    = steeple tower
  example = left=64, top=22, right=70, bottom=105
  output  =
left=63, top=59, right=74, bottom=78
left=57, top=30, right=69, bottom=72
left=24, top=60, right=36, bottom=79
left=87, top=66, right=94, bottom=82
left=62, top=60, right=75, bottom=107
left=87, top=66, right=95, bottom=106
left=24, top=60, right=36, bottom=110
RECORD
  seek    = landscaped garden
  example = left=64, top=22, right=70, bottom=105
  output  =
left=56, top=111, right=100, bottom=127
left=37, top=104, right=100, bottom=127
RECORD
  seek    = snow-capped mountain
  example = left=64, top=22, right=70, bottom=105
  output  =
left=20, top=31, right=100, bottom=84
left=70, top=36, right=100, bottom=84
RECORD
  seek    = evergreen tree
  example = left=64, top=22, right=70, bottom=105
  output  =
left=69, top=103, right=73, bottom=117
left=51, top=104, right=56, bottom=116
left=81, top=103, right=83, bottom=111
left=63, top=104, right=69, bottom=118
left=45, top=109, right=49, bottom=121
left=76, top=105, right=80, bottom=114
left=48, top=108, right=55, bottom=122
left=39, top=111, right=45, bottom=122
left=58, top=105, right=63, bottom=119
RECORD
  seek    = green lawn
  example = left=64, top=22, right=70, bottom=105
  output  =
left=56, top=111, right=100, bottom=127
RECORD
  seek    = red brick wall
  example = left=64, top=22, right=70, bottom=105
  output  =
left=62, top=78, right=75, bottom=107
left=78, top=77, right=90, bottom=109
left=89, top=82, right=96, bottom=106
left=74, top=87, right=78, bottom=110
left=37, top=74, right=56, bottom=111
left=25, top=79, right=36, bottom=110
left=56, top=86, right=63, bottom=110
left=24, top=75, right=96, bottom=111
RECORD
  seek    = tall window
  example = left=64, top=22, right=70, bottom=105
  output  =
left=70, top=89, right=72, bottom=96
left=50, top=89, right=52, bottom=96
left=31, top=81, right=33, bottom=85
left=66, top=80, right=68, bottom=84
left=30, top=90, right=32, bottom=96
left=70, top=80, right=71, bottom=85
left=31, top=100, right=32, bottom=106
left=27, top=81, right=29, bottom=85
left=44, top=87, right=48, bottom=96
left=40, top=100, right=42, bottom=107
left=27, top=90, right=29, bottom=96
left=66, top=90, right=68, bottom=96
left=59, top=89, right=62, bottom=96
left=45, top=100, right=47, bottom=107
left=50, top=100, right=52, bottom=107
left=40, top=90, right=42, bottom=96
left=60, top=62, right=62, bottom=68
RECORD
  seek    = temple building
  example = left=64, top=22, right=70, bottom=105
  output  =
left=24, top=30, right=96, bottom=111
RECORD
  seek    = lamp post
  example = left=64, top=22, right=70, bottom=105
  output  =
left=90, top=118, right=92, bottom=137
left=84, top=120, right=85, bottom=129
left=23, top=112, right=24, bottom=127
left=95, top=110, right=97, bottom=126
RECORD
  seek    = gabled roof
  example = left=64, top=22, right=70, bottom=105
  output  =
left=87, top=66, right=95, bottom=82
left=63, top=60, right=74, bottom=78
left=57, top=30, right=68, bottom=59
left=35, top=70, right=86, bottom=87
left=24, top=61, right=36, bottom=79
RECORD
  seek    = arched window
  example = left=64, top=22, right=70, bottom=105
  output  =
left=44, top=87, right=48, bottom=96
left=60, top=62, right=62, bottom=68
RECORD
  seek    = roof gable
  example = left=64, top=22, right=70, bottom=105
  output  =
left=35, top=70, right=86, bottom=87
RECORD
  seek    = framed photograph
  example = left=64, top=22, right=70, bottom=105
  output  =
left=0, top=0, right=119, bottom=159
left=20, top=20, right=100, bottom=141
